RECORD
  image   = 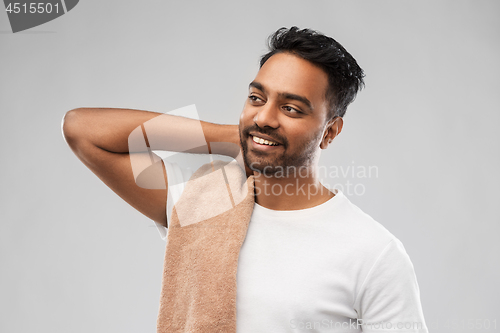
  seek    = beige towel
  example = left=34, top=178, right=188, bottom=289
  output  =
left=157, top=159, right=255, bottom=332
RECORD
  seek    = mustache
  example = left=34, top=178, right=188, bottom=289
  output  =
left=242, top=124, right=288, bottom=147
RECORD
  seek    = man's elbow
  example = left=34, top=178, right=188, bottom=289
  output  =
left=61, top=108, right=85, bottom=147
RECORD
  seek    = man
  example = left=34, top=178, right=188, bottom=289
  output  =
left=63, top=27, right=428, bottom=332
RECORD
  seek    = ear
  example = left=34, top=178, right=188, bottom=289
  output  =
left=320, top=116, right=343, bottom=149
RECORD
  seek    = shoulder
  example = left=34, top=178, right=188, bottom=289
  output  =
left=332, top=190, right=399, bottom=251
left=324, top=190, right=417, bottom=288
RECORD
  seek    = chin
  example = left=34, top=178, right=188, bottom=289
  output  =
left=246, top=157, right=284, bottom=175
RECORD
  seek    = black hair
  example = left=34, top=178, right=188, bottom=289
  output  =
left=260, top=26, right=365, bottom=119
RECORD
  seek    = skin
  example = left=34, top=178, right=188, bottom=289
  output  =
left=62, top=52, right=344, bottom=227
left=62, top=108, right=240, bottom=228
left=239, top=52, right=344, bottom=210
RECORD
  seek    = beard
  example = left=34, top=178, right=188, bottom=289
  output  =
left=239, top=124, right=320, bottom=177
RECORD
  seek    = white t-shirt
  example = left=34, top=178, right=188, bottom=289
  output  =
left=154, top=161, right=429, bottom=333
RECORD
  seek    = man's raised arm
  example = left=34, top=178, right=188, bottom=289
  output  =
left=61, top=107, right=240, bottom=227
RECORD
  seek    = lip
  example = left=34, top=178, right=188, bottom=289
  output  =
left=249, top=132, right=282, bottom=145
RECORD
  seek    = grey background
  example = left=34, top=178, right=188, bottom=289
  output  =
left=1, top=1, right=499, bottom=332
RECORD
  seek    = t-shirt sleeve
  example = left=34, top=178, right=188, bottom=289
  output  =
left=153, top=160, right=194, bottom=242
left=353, top=238, right=429, bottom=332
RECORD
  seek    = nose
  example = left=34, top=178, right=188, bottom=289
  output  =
left=253, top=103, right=279, bottom=129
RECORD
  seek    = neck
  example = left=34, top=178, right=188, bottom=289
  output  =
left=252, top=166, right=335, bottom=210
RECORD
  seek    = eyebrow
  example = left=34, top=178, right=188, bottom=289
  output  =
left=249, top=81, right=314, bottom=112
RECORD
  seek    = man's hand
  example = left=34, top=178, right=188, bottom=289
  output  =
left=202, top=123, right=252, bottom=176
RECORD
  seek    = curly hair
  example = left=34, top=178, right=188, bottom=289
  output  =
left=260, top=26, right=365, bottom=119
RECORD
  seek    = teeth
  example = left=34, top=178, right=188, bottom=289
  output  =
left=252, top=135, right=278, bottom=146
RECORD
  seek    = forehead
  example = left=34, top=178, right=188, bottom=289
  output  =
left=253, top=52, right=329, bottom=108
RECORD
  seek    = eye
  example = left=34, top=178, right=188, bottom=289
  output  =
left=248, top=95, right=264, bottom=103
left=283, top=105, right=302, bottom=115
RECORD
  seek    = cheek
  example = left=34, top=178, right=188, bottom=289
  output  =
left=240, top=106, right=254, bottom=124
left=291, top=126, right=324, bottom=149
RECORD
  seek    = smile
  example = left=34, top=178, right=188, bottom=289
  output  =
left=252, top=135, right=280, bottom=146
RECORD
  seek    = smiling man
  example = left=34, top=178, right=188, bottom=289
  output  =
left=240, top=50, right=342, bottom=211
left=63, top=27, right=429, bottom=332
